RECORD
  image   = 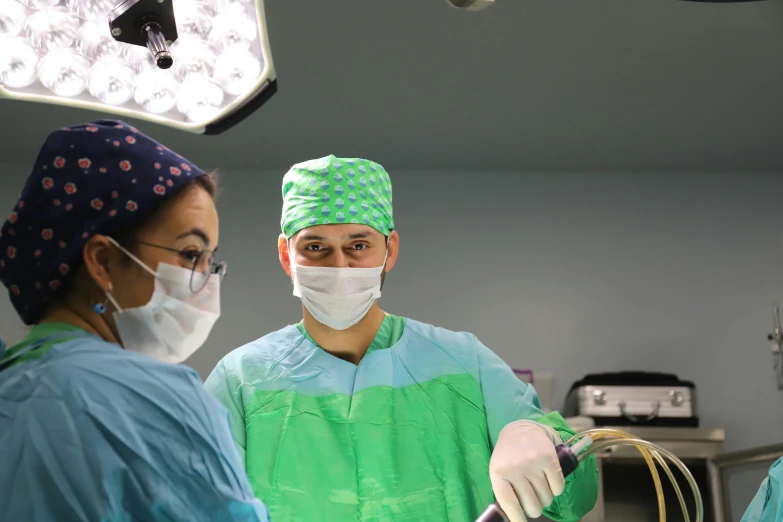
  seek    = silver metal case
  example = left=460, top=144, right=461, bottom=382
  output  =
left=564, top=383, right=698, bottom=427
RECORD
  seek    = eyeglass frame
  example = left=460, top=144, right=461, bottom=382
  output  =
left=134, top=241, right=227, bottom=293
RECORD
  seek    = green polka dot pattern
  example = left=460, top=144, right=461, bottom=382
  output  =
left=281, top=155, right=395, bottom=239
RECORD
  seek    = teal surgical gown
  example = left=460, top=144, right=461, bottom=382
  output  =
left=0, top=323, right=270, bottom=522
left=743, top=458, right=783, bottom=522
left=205, top=315, right=599, bottom=522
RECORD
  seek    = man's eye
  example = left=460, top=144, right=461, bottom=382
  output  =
left=353, top=244, right=366, bottom=250
left=306, top=244, right=322, bottom=252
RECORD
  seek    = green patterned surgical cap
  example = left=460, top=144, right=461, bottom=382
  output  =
left=281, top=155, right=395, bottom=239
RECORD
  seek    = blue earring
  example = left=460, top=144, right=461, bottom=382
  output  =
left=94, top=285, right=112, bottom=315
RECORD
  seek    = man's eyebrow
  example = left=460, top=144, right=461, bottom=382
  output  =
left=297, top=231, right=376, bottom=242
left=299, top=234, right=326, bottom=241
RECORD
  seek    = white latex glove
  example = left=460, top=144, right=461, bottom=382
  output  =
left=489, top=420, right=566, bottom=522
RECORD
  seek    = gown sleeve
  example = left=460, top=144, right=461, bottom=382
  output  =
left=741, top=457, right=782, bottom=522
left=0, top=345, right=269, bottom=522
left=473, top=334, right=600, bottom=522
left=205, top=357, right=248, bottom=463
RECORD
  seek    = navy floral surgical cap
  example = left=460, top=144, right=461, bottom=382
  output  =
left=0, top=119, right=207, bottom=325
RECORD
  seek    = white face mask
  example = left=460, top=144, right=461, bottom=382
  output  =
left=104, top=238, right=221, bottom=363
left=290, top=249, right=386, bottom=331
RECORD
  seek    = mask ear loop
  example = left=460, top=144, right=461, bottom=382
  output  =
left=377, top=238, right=390, bottom=291
left=380, top=235, right=390, bottom=272
left=96, top=283, right=126, bottom=347
left=93, top=283, right=113, bottom=314
left=106, top=237, right=159, bottom=278
left=98, top=237, right=157, bottom=315
left=103, top=286, right=123, bottom=313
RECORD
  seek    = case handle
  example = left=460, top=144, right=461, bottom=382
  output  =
left=619, top=401, right=661, bottom=424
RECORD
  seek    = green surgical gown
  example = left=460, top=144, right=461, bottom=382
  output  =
left=205, top=315, right=599, bottom=522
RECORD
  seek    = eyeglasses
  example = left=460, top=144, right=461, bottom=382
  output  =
left=136, top=241, right=226, bottom=293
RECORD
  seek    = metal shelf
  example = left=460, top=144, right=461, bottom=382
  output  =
left=591, top=426, right=726, bottom=461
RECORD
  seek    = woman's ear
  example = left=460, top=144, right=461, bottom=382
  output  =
left=82, top=235, right=114, bottom=291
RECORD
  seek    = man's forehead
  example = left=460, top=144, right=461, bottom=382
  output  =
left=293, top=224, right=382, bottom=242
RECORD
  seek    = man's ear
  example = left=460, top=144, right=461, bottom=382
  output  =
left=82, top=234, right=114, bottom=291
left=278, top=234, right=292, bottom=277
left=384, top=230, right=400, bottom=273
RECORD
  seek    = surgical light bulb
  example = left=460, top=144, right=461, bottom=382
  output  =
left=213, top=48, right=260, bottom=96
left=171, top=37, right=216, bottom=82
left=0, top=36, right=39, bottom=88
left=134, top=68, right=178, bottom=113
left=177, top=76, right=223, bottom=122
left=0, top=0, right=27, bottom=40
left=17, top=0, right=58, bottom=10
left=38, top=48, right=89, bottom=97
left=173, top=0, right=211, bottom=39
left=215, top=0, right=251, bottom=11
left=26, top=8, right=80, bottom=51
left=208, top=5, right=256, bottom=52
left=76, top=20, right=125, bottom=63
left=179, top=0, right=217, bottom=15
left=66, top=0, right=115, bottom=21
left=89, top=59, right=134, bottom=105
left=123, top=44, right=156, bottom=72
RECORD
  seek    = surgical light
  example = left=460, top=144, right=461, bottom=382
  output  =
left=0, top=0, right=276, bottom=135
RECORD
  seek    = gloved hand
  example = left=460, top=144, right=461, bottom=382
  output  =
left=489, top=420, right=566, bottom=522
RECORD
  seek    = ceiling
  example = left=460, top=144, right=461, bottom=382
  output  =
left=2, top=0, right=783, bottom=173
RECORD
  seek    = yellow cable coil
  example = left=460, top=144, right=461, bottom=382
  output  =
left=567, top=429, right=703, bottom=522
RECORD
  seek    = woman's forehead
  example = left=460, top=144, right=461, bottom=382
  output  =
left=143, top=188, right=218, bottom=243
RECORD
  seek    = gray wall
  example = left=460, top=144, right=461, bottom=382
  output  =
left=2, top=167, right=782, bottom=514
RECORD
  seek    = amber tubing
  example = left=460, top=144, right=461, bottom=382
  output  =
left=578, top=437, right=703, bottom=522
left=567, top=429, right=667, bottom=522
